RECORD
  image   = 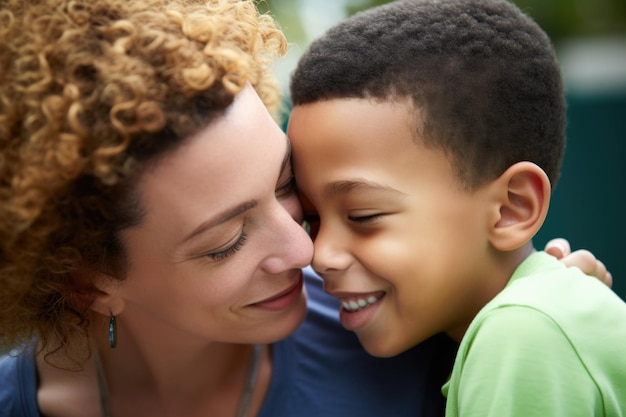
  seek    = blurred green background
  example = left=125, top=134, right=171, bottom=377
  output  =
left=263, top=0, right=626, bottom=299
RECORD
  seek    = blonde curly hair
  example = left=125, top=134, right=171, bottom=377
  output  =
left=0, top=0, right=287, bottom=358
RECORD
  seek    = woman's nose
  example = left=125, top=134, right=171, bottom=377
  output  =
left=260, top=200, right=314, bottom=274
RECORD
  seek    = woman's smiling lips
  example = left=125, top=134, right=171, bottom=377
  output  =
left=250, top=273, right=304, bottom=311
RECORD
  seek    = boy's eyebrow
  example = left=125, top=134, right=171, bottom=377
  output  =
left=325, top=179, right=406, bottom=196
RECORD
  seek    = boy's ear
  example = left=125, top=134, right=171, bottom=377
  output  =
left=487, top=161, right=551, bottom=251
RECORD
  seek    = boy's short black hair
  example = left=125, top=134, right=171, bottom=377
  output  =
left=290, top=0, right=565, bottom=189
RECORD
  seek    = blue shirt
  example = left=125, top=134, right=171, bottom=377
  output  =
left=0, top=268, right=455, bottom=417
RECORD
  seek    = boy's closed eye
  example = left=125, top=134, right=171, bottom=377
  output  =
left=348, top=213, right=384, bottom=223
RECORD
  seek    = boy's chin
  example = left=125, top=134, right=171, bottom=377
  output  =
left=357, top=332, right=414, bottom=358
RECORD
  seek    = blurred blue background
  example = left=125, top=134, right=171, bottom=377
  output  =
left=264, top=0, right=626, bottom=299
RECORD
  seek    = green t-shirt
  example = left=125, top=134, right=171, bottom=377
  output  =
left=443, top=251, right=626, bottom=416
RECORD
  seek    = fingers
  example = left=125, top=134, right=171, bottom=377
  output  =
left=544, top=238, right=613, bottom=288
left=560, top=249, right=613, bottom=288
left=597, top=261, right=613, bottom=288
left=544, top=238, right=571, bottom=259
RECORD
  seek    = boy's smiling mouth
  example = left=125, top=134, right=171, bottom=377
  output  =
left=341, top=294, right=381, bottom=312
left=331, top=291, right=386, bottom=312
left=330, top=291, right=386, bottom=331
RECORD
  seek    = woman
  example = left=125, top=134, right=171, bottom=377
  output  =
left=0, top=1, right=610, bottom=416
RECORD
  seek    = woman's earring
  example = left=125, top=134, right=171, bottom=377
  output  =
left=108, top=314, right=117, bottom=349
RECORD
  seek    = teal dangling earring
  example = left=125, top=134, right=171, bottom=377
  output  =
left=108, top=314, right=117, bottom=349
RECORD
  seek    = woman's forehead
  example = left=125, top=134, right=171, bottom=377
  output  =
left=130, top=85, right=289, bottom=245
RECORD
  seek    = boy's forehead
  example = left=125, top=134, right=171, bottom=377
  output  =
left=288, top=99, right=386, bottom=157
left=289, top=97, right=416, bottom=127
left=288, top=97, right=461, bottom=196
left=288, top=98, right=426, bottom=153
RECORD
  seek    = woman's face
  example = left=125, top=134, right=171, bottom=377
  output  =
left=113, top=85, right=313, bottom=345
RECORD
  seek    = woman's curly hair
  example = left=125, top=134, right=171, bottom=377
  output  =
left=0, top=0, right=286, bottom=359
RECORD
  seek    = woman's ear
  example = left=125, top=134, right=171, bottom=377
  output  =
left=70, top=268, right=125, bottom=316
left=488, top=161, right=551, bottom=251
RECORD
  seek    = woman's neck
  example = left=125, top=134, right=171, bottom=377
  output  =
left=38, top=315, right=272, bottom=417
left=93, top=316, right=272, bottom=417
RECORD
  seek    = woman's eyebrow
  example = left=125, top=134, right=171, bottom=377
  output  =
left=180, top=200, right=258, bottom=246
left=180, top=137, right=289, bottom=246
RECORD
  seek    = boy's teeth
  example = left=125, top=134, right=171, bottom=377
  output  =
left=342, top=295, right=379, bottom=312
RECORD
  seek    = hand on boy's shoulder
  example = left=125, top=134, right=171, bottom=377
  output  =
left=544, top=238, right=612, bottom=287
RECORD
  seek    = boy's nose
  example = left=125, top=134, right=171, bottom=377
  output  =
left=311, top=227, right=353, bottom=275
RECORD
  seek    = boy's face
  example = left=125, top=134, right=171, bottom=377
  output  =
left=288, top=98, right=497, bottom=357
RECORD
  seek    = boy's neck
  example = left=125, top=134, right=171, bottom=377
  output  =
left=446, top=243, right=537, bottom=342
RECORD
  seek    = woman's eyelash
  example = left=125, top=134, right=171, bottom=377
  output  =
left=275, top=175, right=296, bottom=198
left=207, top=231, right=248, bottom=261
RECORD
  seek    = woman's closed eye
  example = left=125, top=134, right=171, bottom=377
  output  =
left=206, top=230, right=248, bottom=261
left=275, top=174, right=296, bottom=199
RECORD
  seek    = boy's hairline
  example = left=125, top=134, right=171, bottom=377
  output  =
left=291, top=93, right=485, bottom=192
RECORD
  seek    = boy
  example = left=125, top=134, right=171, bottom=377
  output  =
left=287, top=0, right=626, bottom=415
